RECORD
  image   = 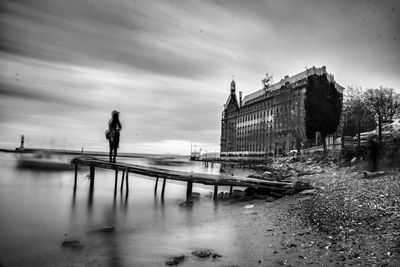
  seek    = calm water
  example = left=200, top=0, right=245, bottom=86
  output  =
left=0, top=152, right=267, bottom=267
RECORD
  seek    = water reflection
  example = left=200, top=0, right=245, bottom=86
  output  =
left=88, top=185, right=94, bottom=211
left=72, top=187, right=77, bottom=209
left=0, top=153, right=260, bottom=266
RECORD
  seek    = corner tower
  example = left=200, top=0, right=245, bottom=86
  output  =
left=221, top=79, right=240, bottom=154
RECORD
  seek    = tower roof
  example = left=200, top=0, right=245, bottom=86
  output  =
left=230, top=79, right=236, bottom=93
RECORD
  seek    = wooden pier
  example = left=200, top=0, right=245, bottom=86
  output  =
left=71, top=156, right=309, bottom=200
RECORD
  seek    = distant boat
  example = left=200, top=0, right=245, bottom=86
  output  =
left=190, top=142, right=202, bottom=161
left=16, top=152, right=75, bottom=171
left=189, top=151, right=201, bottom=161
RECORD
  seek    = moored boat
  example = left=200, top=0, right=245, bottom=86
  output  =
left=16, top=152, right=75, bottom=171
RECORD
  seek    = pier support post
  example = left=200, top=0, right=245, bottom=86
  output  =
left=125, top=168, right=129, bottom=193
left=120, top=171, right=125, bottom=192
left=213, top=185, right=218, bottom=200
left=161, top=178, right=166, bottom=198
left=186, top=181, right=193, bottom=200
left=74, top=163, right=78, bottom=190
left=89, top=165, right=95, bottom=189
left=154, top=177, right=159, bottom=194
left=114, top=170, right=118, bottom=196
left=229, top=186, right=233, bottom=197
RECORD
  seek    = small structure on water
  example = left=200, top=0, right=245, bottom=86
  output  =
left=190, top=142, right=202, bottom=161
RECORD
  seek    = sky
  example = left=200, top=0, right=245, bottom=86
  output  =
left=0, top=0, right=399, bottom=154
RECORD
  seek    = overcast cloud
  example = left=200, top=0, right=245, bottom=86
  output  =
left=0, top=0, right=399, bottom=154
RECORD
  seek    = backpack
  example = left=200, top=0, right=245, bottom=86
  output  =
left=105, top=129, right=110, bottom=140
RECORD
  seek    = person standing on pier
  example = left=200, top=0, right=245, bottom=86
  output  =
left=107, top=110, right=122, bottom=163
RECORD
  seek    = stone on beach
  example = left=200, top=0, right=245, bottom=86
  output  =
left=89, top=226, right=116, bottom=233
left=231, top=189, right=245, bottom=198
left=61, top=240, right=84, bottom=250
left=192, top=249, right=212, bottom=258
left=191, top=192, right=201, bottom=198
left=179, top=200, right=193, bottom=207
left=211, top=252, right=222, bottom=258
left=300, top=189, right=317, bottom=195
left=362, top=170, right=385, bottom=178
left=217, top=191, right=230, bottom=199
left=262, top=171, right=273, bottom=178
left=165, top=255, right=185, bottom=266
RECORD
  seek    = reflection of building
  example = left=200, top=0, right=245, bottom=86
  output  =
left=220, top=66, right=343, bottom=156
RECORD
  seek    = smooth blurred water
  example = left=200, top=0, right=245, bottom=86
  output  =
left=0, top=152, right=267, bottom=267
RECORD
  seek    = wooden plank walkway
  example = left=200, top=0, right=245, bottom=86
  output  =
left=71, top=156, right=300, bottom=200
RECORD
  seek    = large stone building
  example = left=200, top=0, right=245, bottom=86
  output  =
left=220, top=66, right=344, bottom=156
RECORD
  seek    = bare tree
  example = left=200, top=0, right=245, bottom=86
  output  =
left=364, top=87, right=400, bottom=144
left=344, top=86, right=374, bottom=148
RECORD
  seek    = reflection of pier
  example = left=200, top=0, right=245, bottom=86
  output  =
left=71, top=156, right=300, bottom=201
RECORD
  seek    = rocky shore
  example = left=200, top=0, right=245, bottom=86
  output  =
left=233, top=153, right=400, bottom=266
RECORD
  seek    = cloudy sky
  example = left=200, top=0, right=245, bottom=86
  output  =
left=0, top=0, right=399, bottom=154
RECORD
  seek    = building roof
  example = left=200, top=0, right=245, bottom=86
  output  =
left=242, top=66, right=342, bottom=105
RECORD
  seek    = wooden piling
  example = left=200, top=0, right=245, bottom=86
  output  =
left=213, top=184, right=218, bottom=200
left=186, top=181, right=193, bottom=200
left=114, top=170, right=118, bottom=195
left=154, top=177, right=159, bottom=194
left=89, top=165, right=95, bottom=189
left=229, top=186, right=233, bottom=197
left=74, top=163, right=78, bottom=190
left=120, top=172, right=125, bottom=192
left=161, top=178, right=166, bottom=198
left=125, top=168, right=129, bottom=193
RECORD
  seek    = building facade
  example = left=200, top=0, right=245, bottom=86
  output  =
left=220, top=66, right=343, bottom=156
